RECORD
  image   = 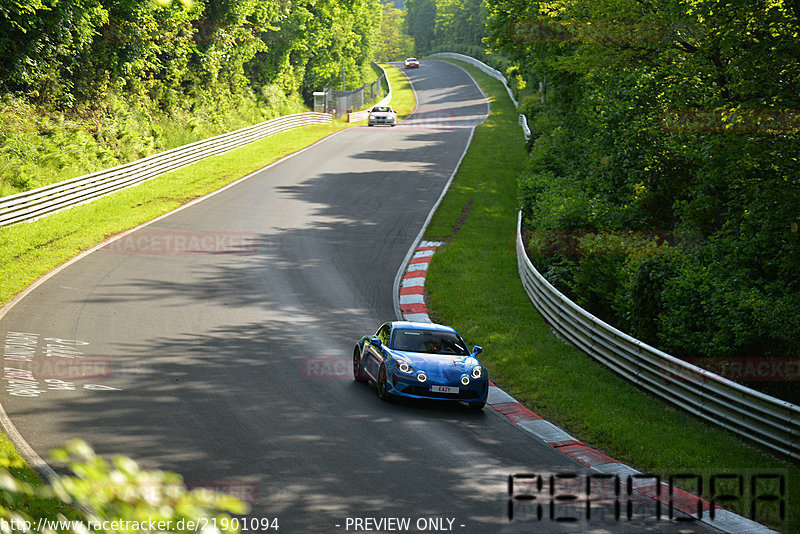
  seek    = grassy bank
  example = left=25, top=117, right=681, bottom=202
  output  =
left=424, top=60, right=798, bottom=532
left=0, top=92, right=308, bottom=198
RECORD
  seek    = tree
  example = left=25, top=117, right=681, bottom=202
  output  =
left=404, top=0, right=436, bottom=54
left=487, top=0, right=800, bottom=365
left=0, top=0, right=108, bottom=104
left=376, top=3, right=415, bottom=61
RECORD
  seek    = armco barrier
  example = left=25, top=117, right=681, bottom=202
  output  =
left=517, top=212, right=800, bottom=461
left=0, top=112, right=332, bottom=227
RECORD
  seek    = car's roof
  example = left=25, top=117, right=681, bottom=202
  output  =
left=390, top=321, right=457, bottom=334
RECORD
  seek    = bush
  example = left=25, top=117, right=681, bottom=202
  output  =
left=1, top=440, right=245, bottom=533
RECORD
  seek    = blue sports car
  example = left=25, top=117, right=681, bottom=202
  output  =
left=353, top=321, right=488, bottom=410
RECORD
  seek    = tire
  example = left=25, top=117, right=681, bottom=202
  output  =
left=467, top=400, right=486, bottom=411
left=377, top=363, right=389, bottom=401
left=353, top=347, right=368, bottom=382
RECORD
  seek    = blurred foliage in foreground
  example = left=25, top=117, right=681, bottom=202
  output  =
left=1, top=439, right=246, bottom=533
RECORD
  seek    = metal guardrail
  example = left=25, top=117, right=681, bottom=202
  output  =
left=518, top=114, right=531, bottom=141
left=516, top=212, right=800, bottom=461
left=0, top=112, right=332, bottom=227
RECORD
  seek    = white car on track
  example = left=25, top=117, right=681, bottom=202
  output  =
left=368, top=105, right=397, bottom=127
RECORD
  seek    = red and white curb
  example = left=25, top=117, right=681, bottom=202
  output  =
left=398, top=241, right=442, bottom=322
left=397, top=241, right=774, bottom=534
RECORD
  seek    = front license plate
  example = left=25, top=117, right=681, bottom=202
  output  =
left=431, top=385, right=459, bottom=394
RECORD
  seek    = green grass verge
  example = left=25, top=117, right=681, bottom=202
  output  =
left=424, top=60, right=798, bottom=532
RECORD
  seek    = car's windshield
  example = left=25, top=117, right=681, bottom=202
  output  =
left=391, top=329, right=469, bottom=355
left=372, top=106, right=390, bottom=112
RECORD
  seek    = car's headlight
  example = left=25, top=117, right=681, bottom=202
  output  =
left=398, top=362, right=413, bottom=374
left=471, top=366, right=483, bottom=379
left=461, top=376, right=470, bottom=386
left=417, top=373, right=427, bottom=382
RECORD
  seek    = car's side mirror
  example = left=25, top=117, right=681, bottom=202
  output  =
left=472, top=345, right=483, bottom=355
left=370, top=336, right=382, bottom=347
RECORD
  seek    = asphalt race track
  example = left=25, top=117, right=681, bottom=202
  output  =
left=0, top=61, right=715, bottom=533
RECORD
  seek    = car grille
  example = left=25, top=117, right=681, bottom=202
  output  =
left=401, top=385, right=480, bottom=400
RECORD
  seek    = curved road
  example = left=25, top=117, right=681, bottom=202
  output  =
left=0, top=61, right=709, bottom=533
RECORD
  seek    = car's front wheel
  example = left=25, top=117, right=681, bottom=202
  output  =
left=353, top=347, right=368, bottom=382
left=377, top=363, right=389, bottom=401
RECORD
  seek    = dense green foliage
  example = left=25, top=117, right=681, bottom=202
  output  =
left=0, top=0, right=383, bottom=195
left=404, top=0, right=486, bottom=54
left=0, top=0, right=382, bottom=105
left=0, top=439, right=245, bottom=532
left=376, top=3, right=415, bottom=61
left=486, top=0, right=800, bottom=364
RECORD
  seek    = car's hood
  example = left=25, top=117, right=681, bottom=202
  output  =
left=370, top=112, right=394, bottom=117
left=390, top=350, right=482, bottom=381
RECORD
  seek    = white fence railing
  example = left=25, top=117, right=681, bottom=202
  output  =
left=517, top=213, right=800, bottom=461
left=0, top=112, right=332, bottom=227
